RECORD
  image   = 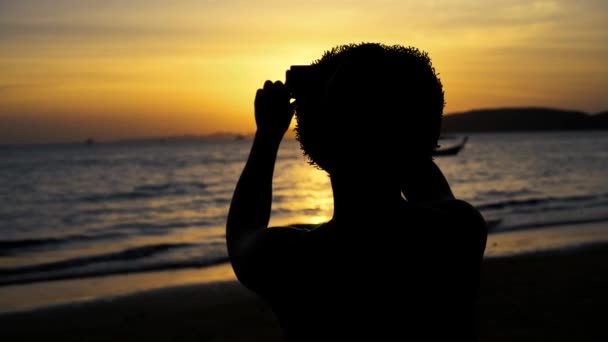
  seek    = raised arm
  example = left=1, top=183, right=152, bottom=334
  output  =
left=226, top=80, right=293, bottom=260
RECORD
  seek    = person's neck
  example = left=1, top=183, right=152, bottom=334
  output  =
left=329, top=173, right=404, bottom=224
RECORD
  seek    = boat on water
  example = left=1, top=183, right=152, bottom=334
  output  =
left=432, top=136, right=468, bottom=157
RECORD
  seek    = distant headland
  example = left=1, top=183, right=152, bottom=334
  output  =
left=441, top=107, right=608, bottom=133
left=90, top=108, right=608, bottom=144
left=3, top=107, right=606, bottom=146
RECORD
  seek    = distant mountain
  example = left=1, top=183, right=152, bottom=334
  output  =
left=109, top=132, right=254, bottom=144
left=592, top=111, right=608, bottom=129
left=442, top=107, right=608, bottom=133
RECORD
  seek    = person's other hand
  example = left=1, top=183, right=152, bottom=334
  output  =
left=255, top=80, right=293, bottom=138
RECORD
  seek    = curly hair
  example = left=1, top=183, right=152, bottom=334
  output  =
left=294, top=43, right=445, bottom=174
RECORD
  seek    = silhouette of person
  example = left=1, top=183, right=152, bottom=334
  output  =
left=227, top=43, right=487, bottom=341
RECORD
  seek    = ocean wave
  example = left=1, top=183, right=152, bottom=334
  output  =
left=477, top=188, right=538, bottom=198
left=78, top=181, right=207, bottom=203
left=133, top=182, right=205, bottom=193
left=476, top=193, right=606, bottom=211
left=0, top=242, right=201, bottom=278
left=492, top=215, right=608, bottom=233
left=0, top=232, right=126, bottom=255
left=109, top=220, right=214, bottom=232
left=0, top=255, right=230, bottom=286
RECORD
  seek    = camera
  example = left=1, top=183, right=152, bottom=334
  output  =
left=285, top=65, right=320, bottom=100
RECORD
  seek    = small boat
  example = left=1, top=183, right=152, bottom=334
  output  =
left=432, top=136, right=468, bottom=157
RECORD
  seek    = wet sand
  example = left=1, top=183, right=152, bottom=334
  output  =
left=1, top=244, right=607, bottom=341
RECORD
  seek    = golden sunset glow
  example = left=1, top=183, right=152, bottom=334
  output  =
left=1, top=0, right=607, bottom=143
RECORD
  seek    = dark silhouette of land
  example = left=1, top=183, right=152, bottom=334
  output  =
left=5, top=107, right=604, bottom=147
left=111, top=132, right=254, bottom=144
left=105, top=107, right=607, bottom=146
left=442, top=107, right=608, bottom=133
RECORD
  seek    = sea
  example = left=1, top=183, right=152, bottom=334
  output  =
left=1, top=131, right=608, bottom=311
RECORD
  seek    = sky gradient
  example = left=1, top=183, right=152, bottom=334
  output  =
left=1, top=0, right=607, bottom=143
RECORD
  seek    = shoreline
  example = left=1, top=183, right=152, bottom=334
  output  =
left=2, top=241, right=607, bottom=341
left=0, top=262, right=237, bottom=315
left=1, top=220, right=608, bottom=315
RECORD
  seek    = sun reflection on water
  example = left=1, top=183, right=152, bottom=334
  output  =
left=270, top=144, right=334, bottom=226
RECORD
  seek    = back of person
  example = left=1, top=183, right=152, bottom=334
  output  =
left=254, top=200, right=486, bottom=341
left=226, top=42, right=487, bottom=341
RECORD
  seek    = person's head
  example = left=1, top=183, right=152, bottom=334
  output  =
left=294, top=43, right=444, bottom=178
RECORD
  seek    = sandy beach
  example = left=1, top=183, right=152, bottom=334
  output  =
left=1, top=239, right=607, bottom=341
left=477, top=243, right=608, bottom=342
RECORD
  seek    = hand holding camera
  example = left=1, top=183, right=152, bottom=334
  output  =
left=254, top=80, right=293, bottom=139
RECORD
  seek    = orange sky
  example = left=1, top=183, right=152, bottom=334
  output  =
left=1, top=0, right=607, bottom=143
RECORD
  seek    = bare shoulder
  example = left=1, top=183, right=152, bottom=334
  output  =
left=430, top=199, right=488, bottom=248
left=238, top=225, right=308, bottom=254
left=440, top=199, right=485, bottom=225
left=436, top=198, right=483, bottom=215
left=231, top=225, right=310, bottom=263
